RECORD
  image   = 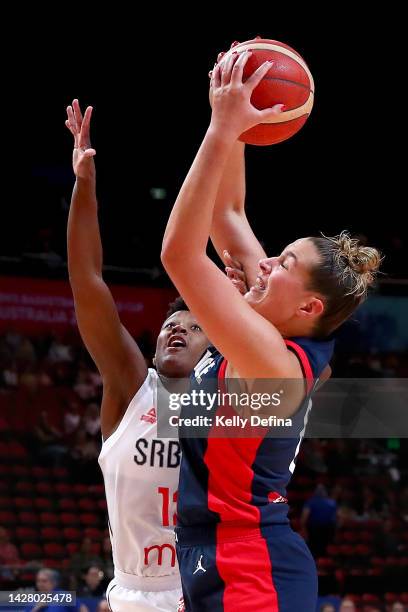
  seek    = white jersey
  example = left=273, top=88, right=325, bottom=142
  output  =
left=99, top=369, right=181, bottom=593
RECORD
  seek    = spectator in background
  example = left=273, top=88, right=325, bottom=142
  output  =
left=374, top=518, right=404, bottom=556
left=69, top=430, right=100, bottom=483
left=319, top=604, right=336, bottom=612
left=32, top=411, right=67, bottom=467
left=83, top=403, right=100, bottom=438
left=70, top=430, right=99, bottom=461
left=15, top=336, right=36, bottom=368
left=47, top=334, right=73, bottom=364
left=64, top=400, right=82, bottom=437
left=78, top=565, right=107, bottom=597
left=339, top=599, right=356, bottom=612
left=301, top=484, right=337, bottom=557
left=24, top=568, right=87, bottom=612
left=391, top=603, right=406, bottom=611
left=69, top=537, right=103, bottom=587
left=74, top=367, right=97, bottom=401
left=96, top=601, right=109, bottom=612
left=0, top=526, right=21, bottom=579
left=100, top=537, right=114, bottom=582
left=2, top=360, right=18, bottom=387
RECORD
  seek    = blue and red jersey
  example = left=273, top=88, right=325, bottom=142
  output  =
left=177, top=336, right=334, bottom=532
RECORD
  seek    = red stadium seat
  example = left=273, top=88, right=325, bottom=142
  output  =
left=34, top=497, right=54, bottom=511
left=15, top=481, right=35, bottom=496
left=361, top=593, right=380, bottom=604
left=14, top=497, right=33, bottom=510
left=0, top=511, right=16, bottom=525
left=55, top=483, right=73, bottom=496
left=384, top=593, right=398, bottom=604
left=52, top=467, right=69, bottom=481
left=43, top=542, right=66, bottom=559
left=41, top=527, right=62, bottom=541
left=84, top=527, right=103, bottom=539
left=62, top=527, right=82, bottom=541
left=21, top=542, right=43, bottom=559
left=78, top=498, right=96, bottom=511
left=0, top=497, right=13, bottom=509
left=39, top=512, right=59, bottom=525
left=338, top=544, right=354, bottom=557
left=32, top=466, right=52, bottom=480
left=317, top=557, right=335, bottom=572
left=59, top=498, right=77, bottom=511
left=0, top=482, right=9, bottom=495
left=11, top=465, right=30, bottom=479
left=79, top=513, right=98, bottom=526
left=60, top=513, right=80, bottom=526
left=18, top=511, right=39, bottom=525
left=7, top=441, right=28, bottom=460
left=354, top=544, right=372, bottom=556
left=66, top=542, right=80, bottom=555
left=89, top=484, right=105, bottom=498
left=36, top=482, right=54, bottom=496
left=73, top=484, right=88, bottom=496
left=42, top=559, right=62, bottom=569
left=15, top=526, right=38, bottom=541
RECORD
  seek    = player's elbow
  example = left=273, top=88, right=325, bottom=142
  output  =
left=161, top=239, right=183, bottom=272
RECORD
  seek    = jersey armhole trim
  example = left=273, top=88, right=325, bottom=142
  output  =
left=99, top=368, right=157, bottom=461
left=284, top=340, right=314, bottom=394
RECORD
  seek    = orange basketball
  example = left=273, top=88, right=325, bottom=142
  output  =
left=219, top=38, right=314, bottom=146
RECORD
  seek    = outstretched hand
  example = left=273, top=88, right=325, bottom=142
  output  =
left=65, top=99, right=96, bottom=179
left=223, top=250, right=249, bottom=295
left=209, top=50, right=284, bottom=140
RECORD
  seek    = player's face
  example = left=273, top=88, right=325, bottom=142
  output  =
left=36, top=571, right=53, bottom=592
left=244, top=238, right=323, bottom=333
left=155, top=311, right=209, bottom=377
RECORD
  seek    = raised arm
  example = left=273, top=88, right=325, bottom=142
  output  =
left=66, top=100, right=147, bottom=438
left=210, top=140, right=266, bottom=290
left=161, top=53, right=296, bottom=379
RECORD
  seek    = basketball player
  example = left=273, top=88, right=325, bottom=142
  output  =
left=161, top=51, right=382, bottom=610
left=65, top=100, right=210, bottom=612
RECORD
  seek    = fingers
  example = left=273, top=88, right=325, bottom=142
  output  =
left=66, top=106, right=76, bottom=134
left=226, top=267, right=247, bottom=283
left=222, top=250, right=243, bottom=270
left=79, top=106, right=93, bottom=147
left=227, top=272, right=248, bottom=295
left=211, top=63, right=221, bottom=89
left=245, top=59, right=273, bottom=91
left=220, top=52, right=239, bottom=86
left=230, top=50, right=252, bottom=86
left=233, top=280, right=248, bottom=295
left=259, top=103, right=286, bottom=122
left=72, top=99, right=83, bottom=131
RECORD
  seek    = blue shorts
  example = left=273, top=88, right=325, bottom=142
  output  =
left=175, top=524, right=317, bottom=612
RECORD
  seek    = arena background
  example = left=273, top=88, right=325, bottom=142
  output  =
left=1, top=9, right=406, bottom=612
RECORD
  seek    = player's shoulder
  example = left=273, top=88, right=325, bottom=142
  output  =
left=286, top=336, right=335, bottom=378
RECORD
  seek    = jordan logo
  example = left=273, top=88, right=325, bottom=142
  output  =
left=193, top=555, right=206, bottom=574
left=141, top=407, right=157, bottom=424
